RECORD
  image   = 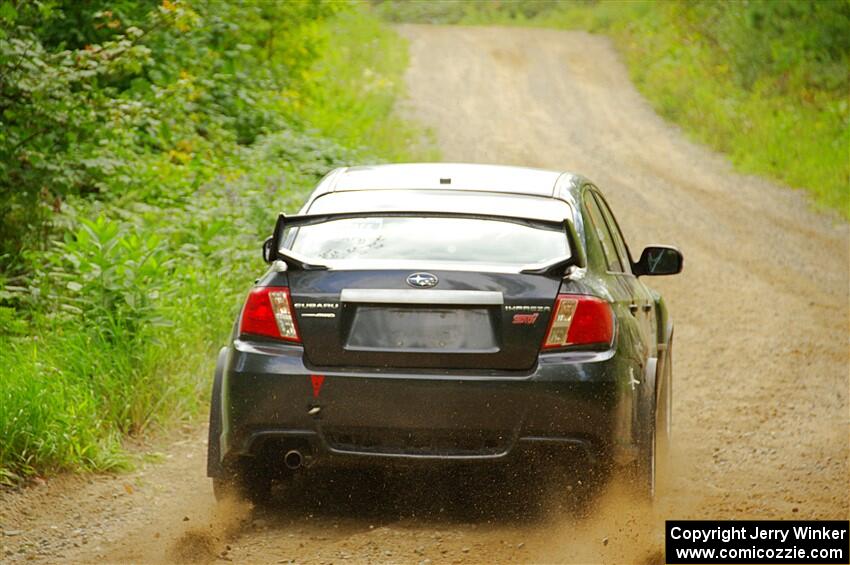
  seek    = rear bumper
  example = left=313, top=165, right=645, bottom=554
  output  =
left=212, top=339, right=629, bottom=475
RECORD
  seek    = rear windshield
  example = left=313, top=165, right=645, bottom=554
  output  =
left=287, top=217, right=568, bottom=266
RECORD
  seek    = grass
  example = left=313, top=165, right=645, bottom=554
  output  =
left=373, top=0, right=849, bottom=218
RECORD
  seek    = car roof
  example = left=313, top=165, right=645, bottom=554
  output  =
left=320, top=163, right=582, bottom=198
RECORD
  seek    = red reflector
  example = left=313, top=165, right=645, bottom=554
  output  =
left=239, top=286, right=300, bottom=342
left=543, top=294, right=613, bottom=349
left=311, top=374, right=325, bottom=397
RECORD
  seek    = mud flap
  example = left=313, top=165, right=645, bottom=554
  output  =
left=206, top=347, right=228, bottom=478
left=639, top=357, right=658, bottom=455
left=627, top=357, right=658, bottom=500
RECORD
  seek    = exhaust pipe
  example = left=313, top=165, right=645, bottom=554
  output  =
left=284, top=449, right=303, bottom=470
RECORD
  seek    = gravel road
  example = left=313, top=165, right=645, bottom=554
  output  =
left=1, top=24, right=847, bottom=565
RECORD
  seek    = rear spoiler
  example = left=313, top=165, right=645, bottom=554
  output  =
left=262, top=211, right=586, bottom=275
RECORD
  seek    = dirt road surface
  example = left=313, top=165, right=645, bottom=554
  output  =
left=2, top=25, right=847, bottom=565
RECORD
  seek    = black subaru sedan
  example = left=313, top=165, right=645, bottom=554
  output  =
left=206, top=163, right=682, bottom=502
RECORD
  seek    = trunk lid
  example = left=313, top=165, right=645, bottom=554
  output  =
left=289, top=269, right=559, bottom=371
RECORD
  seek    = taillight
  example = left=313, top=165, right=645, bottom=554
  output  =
left=239, top=286, right=300, bottom=342
left=542, top=294, right=613, bottom=349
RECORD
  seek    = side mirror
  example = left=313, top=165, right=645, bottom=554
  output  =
left=262, top=236, right=274, bottom=264
left=633, top=245, right=683, bottom=276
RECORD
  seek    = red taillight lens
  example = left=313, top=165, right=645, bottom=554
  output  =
left=239, top=286, right=300, bottom=342
left=542, top=294, right=613, bottom=349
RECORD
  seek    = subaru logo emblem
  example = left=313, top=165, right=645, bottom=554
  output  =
left=406, top=272, right=438, bottom=288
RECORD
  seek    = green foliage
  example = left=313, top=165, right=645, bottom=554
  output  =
left=375, top=0, right=850, bottom=217
left=51, top=216, right=172, bottom=332
left=294, top=9, right=437, bottom=161
left=0, top=13, right=153, bottom=270
left=371, top=0, right=566, bottom=24
left=0, top=0, right=427, bottom=481
left=606, top=1, right=849, bottom=215
left=673, top=0, right=850, bottom=94
left=0, top=336, right=127, bottom=482
left=0, top=0, right=355, bottom=271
